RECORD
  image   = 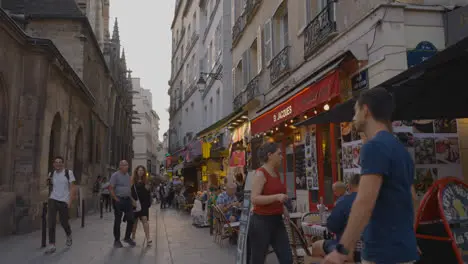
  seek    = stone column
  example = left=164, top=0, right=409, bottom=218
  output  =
left=13, top=53, right=49, bottom=233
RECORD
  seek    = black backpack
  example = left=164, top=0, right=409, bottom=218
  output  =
left=47, top=169, right=70, bottom=195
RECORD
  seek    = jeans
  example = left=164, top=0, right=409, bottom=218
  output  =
left=248, top=213, right=293, bottom=264
left=113, top=197, right=134, bottom=241
left=48, top=199, right=71, bottom=244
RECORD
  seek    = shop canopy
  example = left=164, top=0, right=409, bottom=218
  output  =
left=296, top=35, right=468, bottom=126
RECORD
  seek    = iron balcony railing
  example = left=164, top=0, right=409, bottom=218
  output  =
left=270, top=46, right=290, bottom=85
left=232, top=0, right=262, bottom=47
left=304, top=1, right=337, bottom=58
left=246, top=74, right=260, bottom=102
left=233, top=92, right=244, bottom=111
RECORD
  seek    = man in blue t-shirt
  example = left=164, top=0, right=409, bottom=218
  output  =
left=324, top=87, right=419, bottom=264
left=312, top=174, right=360, bottom=262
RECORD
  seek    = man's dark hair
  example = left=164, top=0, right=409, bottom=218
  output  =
left=349, top=174, right=361, bottom=186
left=53, top=156, right=64, bottom=162
left=357, top=87, right=394, bottom=123
left=257, top=142, right=279, bottom=163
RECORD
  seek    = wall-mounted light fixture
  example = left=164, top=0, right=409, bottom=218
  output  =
left=197, top=72, right=223, bottom=94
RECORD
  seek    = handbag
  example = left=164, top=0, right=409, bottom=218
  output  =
left=133, top=185, right=142, bottom=212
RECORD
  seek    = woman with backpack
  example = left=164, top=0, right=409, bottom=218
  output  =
left=130, top=165, right=152, bottom=246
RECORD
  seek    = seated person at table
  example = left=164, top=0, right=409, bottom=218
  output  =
left=333, top=181, right=347, bottom=205
left=312, top=174, right=361, bottom=261
left=216, top=183, right=241, bottom=222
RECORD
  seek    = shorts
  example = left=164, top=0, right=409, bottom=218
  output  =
left=323, top=239, right=338, bottom=254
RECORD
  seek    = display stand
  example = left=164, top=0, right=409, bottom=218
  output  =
left=415, top=177, right=468, bottom=264
left=236, top=170, right=254, bottom=264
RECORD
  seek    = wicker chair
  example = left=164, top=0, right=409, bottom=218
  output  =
left=284, top=218, right=312, bottom=264
left=212, top=205, right=239, bottom=246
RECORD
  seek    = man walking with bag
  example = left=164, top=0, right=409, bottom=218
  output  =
left=109, top=160, right=136, bottom=248
left=45, top=156, right=76, bottom=254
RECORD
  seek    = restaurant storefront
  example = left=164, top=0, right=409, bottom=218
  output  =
left=250, top=53, right=363, bottom=211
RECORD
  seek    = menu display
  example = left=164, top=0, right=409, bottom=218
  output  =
left=236, top=171, right=254, bottom=264
left=305, top=126, right=318, bottom=190
left=393, top=119, right=462, bottom=200
left=295, top=144, right=306, bottom=190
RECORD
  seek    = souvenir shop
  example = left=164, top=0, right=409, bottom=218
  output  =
left=250, top=53, right=363, bottom=211
left=198, top=110, right=250, bottom=189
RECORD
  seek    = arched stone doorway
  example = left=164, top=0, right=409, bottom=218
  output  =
left=73, top=128, right=84, bottom=185
left=48, top=113, right=62, bottom=173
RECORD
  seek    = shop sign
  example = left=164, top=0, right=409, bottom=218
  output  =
left=351, top=69, right=369, bottom=94
left=251, top=71, right=340, bottom=135
left=407, top=41, right=437, bottom=68
left=273, top=105, right=293, bottom=122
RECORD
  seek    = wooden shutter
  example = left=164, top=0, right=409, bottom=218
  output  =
left=257, top=26, right=263, bottom=74
left=264, top=19, right=273, bottom=65
left=232, top=66, right=237, bottom=96
left=242, top=52, right=249, bottom=89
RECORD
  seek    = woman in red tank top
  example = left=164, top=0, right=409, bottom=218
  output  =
left=248, top=142, right=293, bottom=264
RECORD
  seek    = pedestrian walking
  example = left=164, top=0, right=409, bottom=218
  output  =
left=323, top=87, right=419, bottom=264
left=101, top=177, right=111, bottom=212
left=130, top=165, right=152, bottom=246
left=109, top=160, right=136, bottom=248
left=248, top=142, right=293, bottom=264
left=159, top=183, right=167, bottom=209
left=45, top=156, right=76, bottom=254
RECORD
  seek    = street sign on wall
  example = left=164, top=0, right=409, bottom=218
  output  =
left=407, top=41, right=437, bottom=68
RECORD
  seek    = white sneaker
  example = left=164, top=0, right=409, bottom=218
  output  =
left=44, top=245, right=56, bottom=254
left=66, top=235, right=72, bottom=247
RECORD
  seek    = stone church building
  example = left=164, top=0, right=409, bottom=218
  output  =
left=0, top=0, right=134, bottom=235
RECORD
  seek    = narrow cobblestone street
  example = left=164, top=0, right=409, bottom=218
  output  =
left=0, top=208, right=242, bottom=264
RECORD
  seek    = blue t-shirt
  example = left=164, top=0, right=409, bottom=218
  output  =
left=327, top=192, right=357, bottom=242
left=360, top=131, right=418, bottom=263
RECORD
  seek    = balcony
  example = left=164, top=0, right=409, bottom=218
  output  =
left=304, top=2, right=337, bottom=58
left=232, top=15, right=245, bottom=46
left=232, top=0, right=262, bottom=47
left=246, top=74, right=260, bottom=102
left=183, top=82, right=197, bottom=101
left=269, top=46, right=290, bottom=85
left=233, top=92, right=244, bottom=111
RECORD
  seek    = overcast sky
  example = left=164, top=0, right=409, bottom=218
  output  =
left=110, top=0, right=174, bottom=139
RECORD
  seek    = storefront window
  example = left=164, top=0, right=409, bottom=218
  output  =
left=321, top=125, right=334, bottom=205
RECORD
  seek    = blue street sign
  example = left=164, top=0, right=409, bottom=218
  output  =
left=407, top=41, right=438, bottom=68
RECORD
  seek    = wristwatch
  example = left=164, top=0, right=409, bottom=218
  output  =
left=335, top=243, right=350, bottom=255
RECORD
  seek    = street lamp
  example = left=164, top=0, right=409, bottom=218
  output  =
left=197, top=72, right=222, bottom=94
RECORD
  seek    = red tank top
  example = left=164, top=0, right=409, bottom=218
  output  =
left=253, top=167, right=286, bottom=216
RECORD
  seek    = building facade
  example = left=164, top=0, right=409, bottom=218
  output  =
left=168, top=0, right=233, bottom=154
left=232, top=0, right=468, bottom=211
left=0, top=0, right=133, bottom=235
left=131, top=77, right=160, bottom=176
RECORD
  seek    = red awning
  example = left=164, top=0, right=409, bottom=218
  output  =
left=251, top=71, right=340, bottom=134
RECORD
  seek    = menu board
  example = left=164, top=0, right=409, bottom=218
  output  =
left=305, top=126, right=318, bottom=190
left=393, top=119, right=462, bottom=200
left=340, top=122, right=363, bottom=185
left=236, top=171, right=254, bottom=264
left=295, top=144, right=306, bottom=190
left=441, top=182, right=468, bottom=262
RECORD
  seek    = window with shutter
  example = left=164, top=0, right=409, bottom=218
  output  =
left=263, top=19, right=273, bottom=65
left=280, top=13, right=289, bottom=50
